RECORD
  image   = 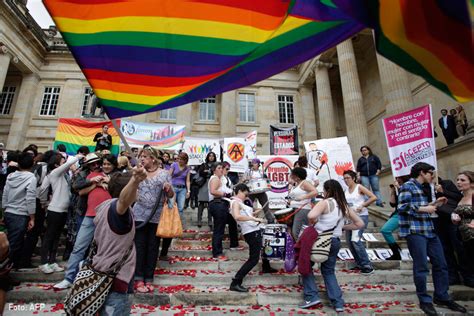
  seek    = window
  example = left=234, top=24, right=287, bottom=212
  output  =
left=39, top=86, right=61, bottom=116
left=81, top=87, right=92, bottom=116
left=199, top=96, right=216, bottom=121
left=160, top=108, right=177, bottom=120
left=239, top=93, right=255, bottom=122
left=278, top=95, right=295, bottom=124
left=0, top=86, right=16, bottom=115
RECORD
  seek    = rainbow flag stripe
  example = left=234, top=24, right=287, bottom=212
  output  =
left=43, top=0, right=363, bottom=119
left=54, top=118, right=120, bottom=155
left=334, top=0, right=473, bottom=102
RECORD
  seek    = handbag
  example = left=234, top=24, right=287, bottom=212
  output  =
left=156, top=198, right=183, bottom=238
left=64, top=241, right=133, bottom=316
left=310, top=199, right=342, bottom=263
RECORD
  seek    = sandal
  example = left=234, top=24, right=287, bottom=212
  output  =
left=135, top=281, right=149, bottom=293
left=145, top=282, right=154, bottom=292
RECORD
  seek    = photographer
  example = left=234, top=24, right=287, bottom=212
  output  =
left=93, top=124, right=112, bottom=152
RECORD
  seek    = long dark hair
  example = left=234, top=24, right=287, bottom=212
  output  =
left=323, top=180, right=349, bottom=217
left=205, top=151, right=217, bottom=164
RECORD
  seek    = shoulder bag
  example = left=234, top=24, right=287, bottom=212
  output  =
left=64, top=240, right=133, bottom=316
left=310, top=199, right=342, bottom=263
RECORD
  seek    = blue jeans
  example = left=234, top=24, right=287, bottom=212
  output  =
left=360, top=175, right=383, bottom=206
left=346, top=215, right=372, bottom=268
left=4, top=212, right=29, bottom=267
left=100, top=292, right=132, bottom=316
left=173, top=186, right=187, bottom=226
left=381, top=214, right=399, bottom=244
left=65, top=216, right=95, bottom=283
left=406, top=234, right=450, bottom=304
left=302, top=238, right=344, bottom=309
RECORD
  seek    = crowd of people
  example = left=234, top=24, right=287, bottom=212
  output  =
left=0, top=137, right=472, bottom=315
left=438, top=105, right=469, bottom=145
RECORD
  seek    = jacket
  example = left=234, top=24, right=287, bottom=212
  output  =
left=295, top=226, right=318, bottom=276
left=2, top=171, right=37, bottom=216
left=435, top=179, right=463, bottom=217
left=356, top=155, right=382, bottom=177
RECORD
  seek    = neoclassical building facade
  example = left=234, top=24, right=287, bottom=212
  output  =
left=1, top=1, right=473, bottom=190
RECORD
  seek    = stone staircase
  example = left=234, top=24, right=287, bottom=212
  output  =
left=5, top=206, right=474, bottom=315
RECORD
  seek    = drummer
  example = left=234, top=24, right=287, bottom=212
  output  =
left=287, top=167, right=318, bottom=240
left=229, top=183, right=277, bottom=292
left=244, top=158, right=275, bottom=224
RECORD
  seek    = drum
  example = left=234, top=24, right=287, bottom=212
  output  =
left=248, top=179, right=270, bottom=194
left=261, top=224, right=287, bottom=261
left=274, top=208, right=294, bottom=225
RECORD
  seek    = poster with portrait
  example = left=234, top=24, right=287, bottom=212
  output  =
left=259, top=155, right=299, bottom=209
left=304, top=137, right=354, bottom=192
left=223, top=137, right=248, bottom=173
left=382, top=104, right=437, bottom=177
left=270, top=125, right=299, bottom=155
left=182, top=138, right=221, bottom=166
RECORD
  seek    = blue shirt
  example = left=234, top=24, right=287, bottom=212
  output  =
left=397, top=178, right=435, bottom=238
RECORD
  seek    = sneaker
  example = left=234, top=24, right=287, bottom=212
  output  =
left=419, top=302, right=437, bottom=316
left=53, top=279, right=72, bottom=290
left=300, top=300, right=321, bottom=309
left=39, top=264, right=54, bottom=274
left=361, top=267, right=374, bottom=275
left=229, top=247, right=240, bottom=251
left=349, top=266, right=361, bottom=271
left=49, top=263, right=64, bottom=272
left=335, top=307, right=344, bottom=313
left=433, top=299, right=467, bottom=313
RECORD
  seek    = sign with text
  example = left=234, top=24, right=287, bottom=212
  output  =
left=244, top=130, right=258, bottom=160
left=270, top=125, right=299, bottom=155
left=223, top=137, right=248, bottom=172
left=382, top=105, right=437, bottom=177
left=182, top=138, right=221, bottom=166
left=260, top=155, right=299, bottom=209
left=120, top=120, right=185, bottom=150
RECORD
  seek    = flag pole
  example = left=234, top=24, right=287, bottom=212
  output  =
left=105, top=115, right=132, bottom=153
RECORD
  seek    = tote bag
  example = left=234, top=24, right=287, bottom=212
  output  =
left=156, top=199, right=183, bottom=238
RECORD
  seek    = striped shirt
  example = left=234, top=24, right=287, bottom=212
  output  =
left=397, top=178, right=435, bottom=238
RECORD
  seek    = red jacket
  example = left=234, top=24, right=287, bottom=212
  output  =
left=295, top=226, right=318, bottom=276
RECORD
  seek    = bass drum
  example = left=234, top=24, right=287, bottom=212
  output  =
left=248, top=179, right=270, bottom=195
left=261, top=224, right=287, bottom=261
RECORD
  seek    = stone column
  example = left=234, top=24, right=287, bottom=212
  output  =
left=376, top=54, right=414, bottom=116
left=299, top=86, right=318, bottom=141
left=7, top=74, right=40, bottom=149
left=220, top=91, right=237, bottom=137
left=337, top=39, right=369, bottom=153
left=58, top=79, right=83, bottom=118
left=0, top=46, right=12, bottom=91
left=176, top=103, right=193, bottom=132
left=314, top=61, right=337, bottom=138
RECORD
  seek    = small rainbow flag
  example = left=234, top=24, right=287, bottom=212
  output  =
left=54, top=118, right=120, bottom=155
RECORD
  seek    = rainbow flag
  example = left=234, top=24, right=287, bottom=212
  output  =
left=43, top=0, right=363, bottom=119
left=54, top=118, right=120, bottom=155
left=334, top=0, right=473, bottom=102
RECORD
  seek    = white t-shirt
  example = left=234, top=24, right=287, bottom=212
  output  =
left=230, top=199, right=260, bottom=235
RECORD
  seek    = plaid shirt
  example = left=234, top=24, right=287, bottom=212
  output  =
left=398, top=178, right=435, bottom=238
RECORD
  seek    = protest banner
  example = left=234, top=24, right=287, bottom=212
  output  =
left=54, top=118, right=120, bottom=155
left=223, top=137, right=248, bottom=173
left=382, top=104, right=437, bottom=177
left=304, top=137, right=354, bottom=192
left=182, top=138, right=221, bottom=166
left=270, top=125, right=298, bottom=155
left=259, top=155, right=299, bottom=209
left=120, top=120, right=185, bottom=150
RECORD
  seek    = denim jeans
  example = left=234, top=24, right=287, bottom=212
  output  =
left=65, top=216, right=95, bottom=283
left=173, top=186, right=187, bottom=227
left=346, top=215, right=372, bottom=268
left=100, top=292, right=132, bottom=316
left=406, top=234, right=450, bottom=303
left=360, top=175, right=383, bottom=206
left=209, top=200, right=238, bottom=257
left=4, top=212, right=29, bottom=267
left=235, top=230, right=261, bottom=281
left=302, top=238, right=344, bottom=309
left=380, top=214, right=399, bottom=244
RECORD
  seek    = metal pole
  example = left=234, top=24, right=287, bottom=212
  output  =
left=107, top=116, right=132, bottom=153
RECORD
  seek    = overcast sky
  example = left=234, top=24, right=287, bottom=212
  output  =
left=27, top=0, right=55, bottom=27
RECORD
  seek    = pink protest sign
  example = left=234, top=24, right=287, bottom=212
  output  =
left=382, top=105, right=437, bottom=177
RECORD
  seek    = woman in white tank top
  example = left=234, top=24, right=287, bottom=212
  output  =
left=300, top=180, right=364, bottom=311
left=343, top=170, right=377, bottom=275
left=288, top=167, right=318, bottom=240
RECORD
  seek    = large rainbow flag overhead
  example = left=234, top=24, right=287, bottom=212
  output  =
left=54, top=118, right=120, bottom=155
left=43, top=0, right=473, bottom=119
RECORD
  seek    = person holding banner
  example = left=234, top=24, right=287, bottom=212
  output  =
left=197, top=152, right=217, bottom=228
left=356, top=146, right=384, bottom=207
left=244, top=159, right=275, bottom=224
left=208, top=163, right=239, bottom=259
left=343, top=170, right=377, bottom=275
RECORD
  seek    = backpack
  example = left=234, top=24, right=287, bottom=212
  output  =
left=33, top=163, right=48, bottom=187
